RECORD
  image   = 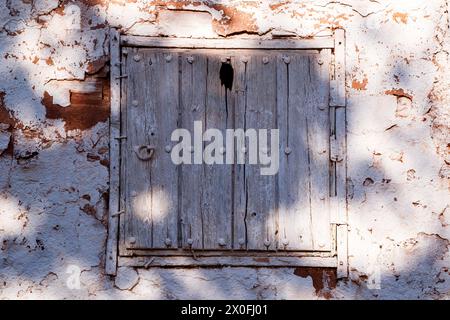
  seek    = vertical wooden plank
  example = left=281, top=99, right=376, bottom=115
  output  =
left=277, top=53, right=313, bottom=250
left=119, top=46, right=130, bottom=256
left=330, top=29, right=346, bottom=107
left=335, top=106, right=348, bottom=277
left=106, top=28, right=120, bottom=275
left=245, top=54, right=277, bottom=250
left=149, top=51, right=179, bottom=249
left=201, top=54, right=233, bottom=249
left=125, top=48, right=153, bottom=249
left=180, top=52, right=207, bottom=249
left=308, top=51, right=331, bottom=251
left=232, top=55, right=248, bottom=250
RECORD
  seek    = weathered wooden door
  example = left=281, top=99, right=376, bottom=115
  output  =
left=122, top=48, right=332, bottom=253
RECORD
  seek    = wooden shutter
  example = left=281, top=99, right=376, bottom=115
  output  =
left=123, top=48, right=331, bottom=252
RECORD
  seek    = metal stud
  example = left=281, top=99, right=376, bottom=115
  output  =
left=133, top=54, right=141, bottom=62
left=318, top=58, right=324, bottom=65
left=262, top=56, right=269, bottom=64
left=165, top=54, right=172, bottom=62
left=132, top=100, right=139, bottom=107
left=187, top=238, right=194, bottom=246
left=122, top=49, right=128, bottom=55
left=128, top=237, right=136, bottom=244
left=261, top=147, right=268, bottom=155
left=282, top=238, right=289, bottom=246
left=241, top=147, right=247, bottom=154
left=187, top=56, right=195, bottom=64
left=241, top=56, right=249, bottom=63
left=284, top=147, right=292, bottom=155
left=219, top=147, right=226, bottom=155
left=164, top=238, right=172, bottom=247
left=263, top=240, right=271, bottom=247
left=318, top=242, right=325, bottom=248
left=189, top=146, right=195, bottom=153
left=238, top=238, right=245, bottom=247
left=218, top=238, right=226, bottom=246
left=283, top=56, right=291, bottom=64
left=165, top=145, right=172, bottom=153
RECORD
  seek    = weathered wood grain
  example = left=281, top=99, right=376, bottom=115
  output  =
left=119, top=255, right=338, bottom=268
left=106, top=28, right=120, bottom=275
left=308, top=51, right=332, bottom=251
left=121, top=36, right=335, bottom=50
left=201, top=54, right=233, bottom=249
left=232, top=55, right=248, bottom=250
left=148, top=51, right=179, bottom=249
left=277, top=53, right=314, bottom=250
left=244, top=54, right=277, bottom=250
left=179, top=52, right=208, bottom=249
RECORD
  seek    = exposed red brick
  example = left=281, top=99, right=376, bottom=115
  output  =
left=352, top=77, right=368, bottom=90
left=43, top=78, right=110, bottom=131
left=45, top=57, right=54, bottom=66
left=393, top=12, right=408, bottom=24
left=0, top=92, right=16, bottom=156
left=86, top=56, right=109, bottom=75
left=253, top=257, right=270, bottom=263
left=210, top=4, right=258, bottom=36
left=151, top=1, right=258, bottom=36
left=0, top=92, right=15, bottom=127
left=269, top=2, right=289, bottom=11
left=294, top=267, right=337, bottom=297
left=385, top=88, right=413, bottom=100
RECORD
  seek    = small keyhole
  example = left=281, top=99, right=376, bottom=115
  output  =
left=220, top=61, right=233, bottom=90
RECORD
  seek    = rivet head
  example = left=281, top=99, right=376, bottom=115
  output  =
left=282, top=238, right=289, bottom=246
left=165, top=54, right=172, bottom=62
left=283, top=56, right=291, bottom=64
left=241, top=147, right=247, bottom=154
left=339, top=261, right=344, bottom=266
left=238, top=238, right=245, bottom=246
left=284, top=147, right=292, bottom=155
left=219, top=147, right=226, bottom=155
left=261, top=147, right=268, bottom=155
left=187, top=56, right=194, bottom=64
left=187, top=238, right=194, bottom=245
left=264, top=240, right=271, bottom=247
left=165, top=145, right=172, bottom=153
left=318, top=58, right=324, bottom=65
left=262, top=57, right=269, bottom=64
left=319, top=242, right=325, bottom=248
left=218, top=238, right=226, bottom=246
left=164, top=238, right=172, bottom=247
left=241, top=56, right=249, bottom=63
left=128, top=237, right=136, bottom=244
left=133, top=54, right=141, bottom=62
left=189, top=146, right=194, bottom=153
left=122, top=49, right=128, bottom=55
left=132, top=100, right=139, bottom=107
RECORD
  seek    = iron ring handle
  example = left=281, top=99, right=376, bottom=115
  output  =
left=134, top=145, right=155, bottom=161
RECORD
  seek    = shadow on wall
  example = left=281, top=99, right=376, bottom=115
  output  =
left=0, top=0, right=449, bottom=299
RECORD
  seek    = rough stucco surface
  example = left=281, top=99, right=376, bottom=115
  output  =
left=0, top=0, right=449, bottom=299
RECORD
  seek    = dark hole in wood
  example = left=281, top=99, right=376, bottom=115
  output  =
left=220, top=61, right=233, bottom=90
